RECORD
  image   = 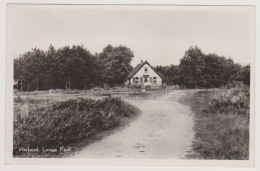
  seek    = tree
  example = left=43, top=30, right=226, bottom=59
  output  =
left=155, top=65, right=180, bottom=85
left=179, top=46, right=206, bottom=88
left=177, top=46, right=246, bottom=88
left=14, top=48, right=46, bottom=91
left=14, top=45, right=103, bottom=91
left=229, top=64, right=250, bottom=86
left=203, top=54, right=229, bottom=87
left=55, top=45, right=99, bottom=89
left=241, top=64, right=250, bottom=86
left=98, top=45, right=134, bottom=86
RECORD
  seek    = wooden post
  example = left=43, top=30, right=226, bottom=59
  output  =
left=77, top=96, right=83, bottom=111
left=20, top=104, right=28, bottom=124
left=20, top=81, right=23, bottom=92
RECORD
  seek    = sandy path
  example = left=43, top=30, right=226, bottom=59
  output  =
left=72, top=90, right=194, bottom=159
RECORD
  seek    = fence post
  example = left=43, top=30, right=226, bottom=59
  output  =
left=77, top=96, right=83, bottom=111
left=20, top=104, right=28, bottom=124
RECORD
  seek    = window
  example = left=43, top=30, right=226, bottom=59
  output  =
left=135, top=77, right=139, bottom=83
left=144, top=67, right=148, bottom=73
left=153, top=77, right=157, bottom=83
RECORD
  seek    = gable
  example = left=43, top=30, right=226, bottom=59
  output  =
left=127, top=61, right=163, bottom=79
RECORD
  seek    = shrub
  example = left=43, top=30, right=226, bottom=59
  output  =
left=14, top=96, right=23, bottom=103
left=129, top=91, right=149, bottom=97
left=128, top=84, right=144, bottom=89
left=205, top=83, right=249, bottom=117
left=13, top=97, right=139, bottom=156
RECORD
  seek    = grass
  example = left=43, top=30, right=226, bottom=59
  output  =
left=14, top=86, right=137, bottom=96
left=14, top=96, right=50, bottom=104
left=13, top=96, right=140, bottom=158
left=179, top=84, right=250, bottom=160
left=14, top=85, right=167, bottom=97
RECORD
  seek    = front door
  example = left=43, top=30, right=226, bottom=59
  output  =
left=143, top=75, right=149, bottom=82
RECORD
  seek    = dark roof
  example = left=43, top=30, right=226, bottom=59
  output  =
left=127, top=61, right=163, bottom=79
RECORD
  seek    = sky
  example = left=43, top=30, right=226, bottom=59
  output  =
left=7, top=5, right=255, bottom=66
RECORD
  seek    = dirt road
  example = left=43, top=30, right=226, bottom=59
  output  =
left=72, top=90, right=194, bottom=159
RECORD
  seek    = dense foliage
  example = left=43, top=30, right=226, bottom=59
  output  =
left=155, top=46, right=250, bottom=88
left=14, top=45, right=134, bottom=91
left=13, top=97, right=139, bottom=155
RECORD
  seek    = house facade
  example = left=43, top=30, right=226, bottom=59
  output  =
left=127, top=61, right=163, bottom=86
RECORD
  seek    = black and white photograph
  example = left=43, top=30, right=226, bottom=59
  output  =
left=4, top=2, right=256, bottom=168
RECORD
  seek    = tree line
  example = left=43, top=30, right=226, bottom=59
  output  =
left=14, top=44, right=134, bottom=91
left=14, top=45, right=250, bottom=91
left=155, top=46, right=250, bottom=88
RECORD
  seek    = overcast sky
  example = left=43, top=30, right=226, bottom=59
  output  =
left=7, top=5, right=254, bottom=66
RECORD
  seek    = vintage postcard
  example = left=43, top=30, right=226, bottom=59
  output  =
left=5, top=3, right=255, bottom=168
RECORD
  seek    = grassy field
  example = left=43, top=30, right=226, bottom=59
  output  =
left=179, top=84, right=250, bottom=159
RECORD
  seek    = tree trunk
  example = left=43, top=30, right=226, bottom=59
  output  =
left=68, top=77, right=71, bottom=89
left=36, top=78, right=39, bottom=91
left=50, top=65, right=53, bottom=89
left=50, top=74, right=53, bottom=90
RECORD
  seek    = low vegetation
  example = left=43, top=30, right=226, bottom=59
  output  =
left=181, top=83, right=250, bottom=159
left=13, top=97, right=139, bottom=157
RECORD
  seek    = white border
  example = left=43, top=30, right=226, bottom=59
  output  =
left=1, top=0, right=259, bottom=170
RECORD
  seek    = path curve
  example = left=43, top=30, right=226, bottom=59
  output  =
left=72, top=90, right=194, bottom=159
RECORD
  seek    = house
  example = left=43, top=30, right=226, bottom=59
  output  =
left=127, top=60, right=163, bottom=86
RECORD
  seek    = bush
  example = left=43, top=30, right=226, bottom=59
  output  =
left=13, top=97, right=139, bottom=156
left=205, top=82, right=250, bottom=117
left=128, top=84, right=144, bottom=89
left=144, top=85, right=152, bottom=90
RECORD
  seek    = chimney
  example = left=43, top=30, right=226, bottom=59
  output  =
left=141, top=59, right=143, bottom=63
